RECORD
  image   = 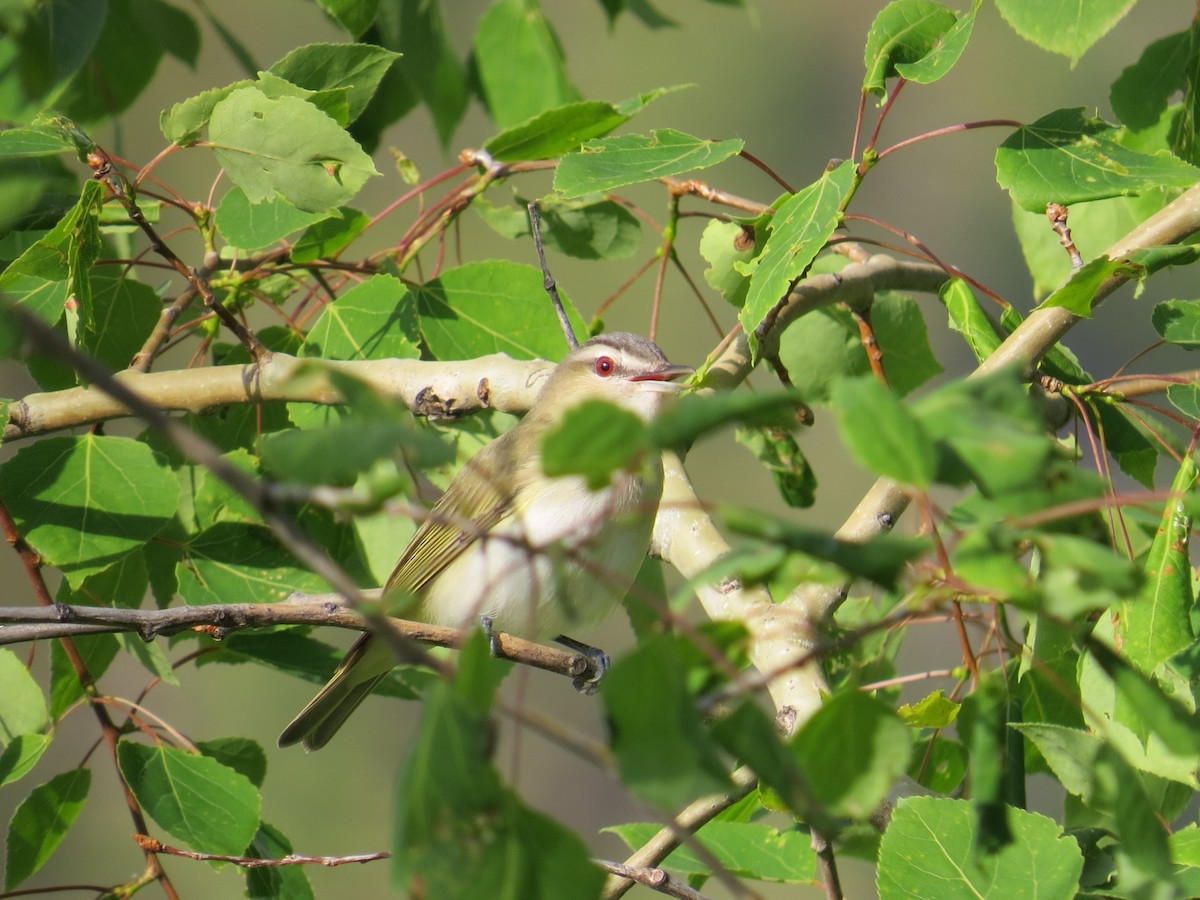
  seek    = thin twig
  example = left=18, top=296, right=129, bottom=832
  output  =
left=595, top=860, right=714, bottom=900
left=86, top=146, right=269, bottom=363
left=133, top=835, right=388, bottom=868
left=0, top=600, right=603, bottom=685
left=528, top=200, right=579, bottom=350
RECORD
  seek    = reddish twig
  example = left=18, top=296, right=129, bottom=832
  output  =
left=0, top=499, right=180, bottom=900
left=133, top=834, right=388, bottom=868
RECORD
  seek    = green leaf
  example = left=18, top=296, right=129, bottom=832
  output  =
left=893, top=0, right=981, bottom=86
left=53, top=0, right=166, bottom=125
left=0, top=0, right=106, bottom=122
left=912, top=370, right=1052, bottom=495
left=699, top=217, right=761, bottom=308
left=605, top=820, right=817, bottom=883
left=541, top=399, right=649, bottom=490
left=484, top=89, right=673, bottom=161
left=877, top=796, right=1083, bottom=899
left=1038, top=254, right=1140, bottom=317
left=210, top=631, right=425, bottom=700
left=0, top=125, right=76, bottom=157
left=244, top=821, right=315, bottom=900
left=554, top=129, right=743, bottom=199
left=215, top=186, right=331, bottom=250
left=721, top=506, right=926, bottom=588
left=394, top=676, right=604, bottom=899
left=735, top=426, right=816, bottom=509
left=710, top=701, right=831, bottom=828
left=118, top=741, right=260, bottom=855
left=0, top=435, right=180, bottom=588
left=0, top=734, right=52, bottom=787
left=996, top=108, right=1200, bottom=213
left=777, top=292, right=941, bottom=402
left=161, top=81, right=249, bottom=146
left=994, top=0, right=1137, bottom=66
left=49, top=635, right=118, bottom=719
left=1012, top=724, right=1100, bottom=799
left=194, top=737, right=267, bottom=789
left=603, top=637, right=730, bottom=810
left=0, top=650, right=50, bottom=744
left=0, top=178, right=103, bottom=331
left=261, top=409, right=450, bottom=487
left=4, top=768, right=91, bottom=890
left=360, top=0, right=466, bottom=147
left=208, top=86, right=379, bottom=213
left=908, top=736, right=967, bottom=794
left=137, top=0, right=201, bottom=67
left=412, top=260, right=584, bottom=360
left=830, top=376, right=935, bottom=487
left=862, top=0, right=960, bottom=96
left=899, top=690, right=960, bottom=728
left=1111, top=28, right=1195, bottom=131
left=534, top=198, right=642, bottom=260
left=738, top=161, right=855, bottom=359
left=650, top=389, right=801, bottom=449
left=267, top=43, right=400, bottom=125
left=792, top=691, right=912, bottom=818
left=1119, top=456, right=1196, bottom=673
left=1152, top=298, right=1200, bottom=347
left=473, top=0, right=580, bottom=128
left=939, top=278, right=1003, bottom=362
left=1034, top=533, right=1141, bottom=619
left=175, top=523, right=329, bottom=605
left=85, top=272, right=163, bottom=370
left=1088, top=641, right=1200, bottom=757
left=299, top=274, right=421, bottom=361
left=315, top=0, right=380, bottom=36
left=290, top=206, right=369, bottom=262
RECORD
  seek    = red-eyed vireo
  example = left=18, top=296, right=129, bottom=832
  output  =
left=279, top=333, right=692, bottom=750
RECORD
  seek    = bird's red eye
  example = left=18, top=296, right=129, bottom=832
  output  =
left=595, top=356, right=615, bottom=377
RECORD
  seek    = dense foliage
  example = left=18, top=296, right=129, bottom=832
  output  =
left=2, top=0, right=1200, bottom=898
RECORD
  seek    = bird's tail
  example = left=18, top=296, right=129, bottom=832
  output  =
left=277, top=634, right=393, bottom=751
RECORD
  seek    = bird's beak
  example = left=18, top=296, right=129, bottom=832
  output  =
left=627, top=363, right=694, bottom=391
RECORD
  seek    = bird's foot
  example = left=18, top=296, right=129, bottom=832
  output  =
left=555, top=635, right=610, bottom=694
left=479, top=615, right=503, bottom=658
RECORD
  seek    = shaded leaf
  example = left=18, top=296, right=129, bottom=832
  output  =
left=830, top=376, right=934, bottom=487
left=0, top=651, right=50, bottom=744
left=118, top=741, right=260, bottom=855
left=0, top=435, right=180, bottom=588
left=267, top=42, right=400, bottom=125
left=4, top=768, right=90, bottom=890
left=863, top=0, right=959, bottom=96
left=473, top=0, right=580, bottom=128
left=413, top=260, right=584, bottom=360
left=603, top=637, right=730, bottom=810
left=792, top=691, right=912, bottom=819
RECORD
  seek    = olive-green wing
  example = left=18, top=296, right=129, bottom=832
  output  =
left=383, top=430, right=521, bottom=595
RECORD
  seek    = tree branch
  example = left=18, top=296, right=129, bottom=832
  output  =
left=5, top=352, right=550, bottom=442
left=0, top=599, right=603, bottom=684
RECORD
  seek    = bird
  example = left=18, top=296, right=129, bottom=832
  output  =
left=278, top=332, right=692, bottom=750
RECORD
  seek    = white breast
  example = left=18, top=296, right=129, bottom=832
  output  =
left=419, top=464, right=662, bottom=640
